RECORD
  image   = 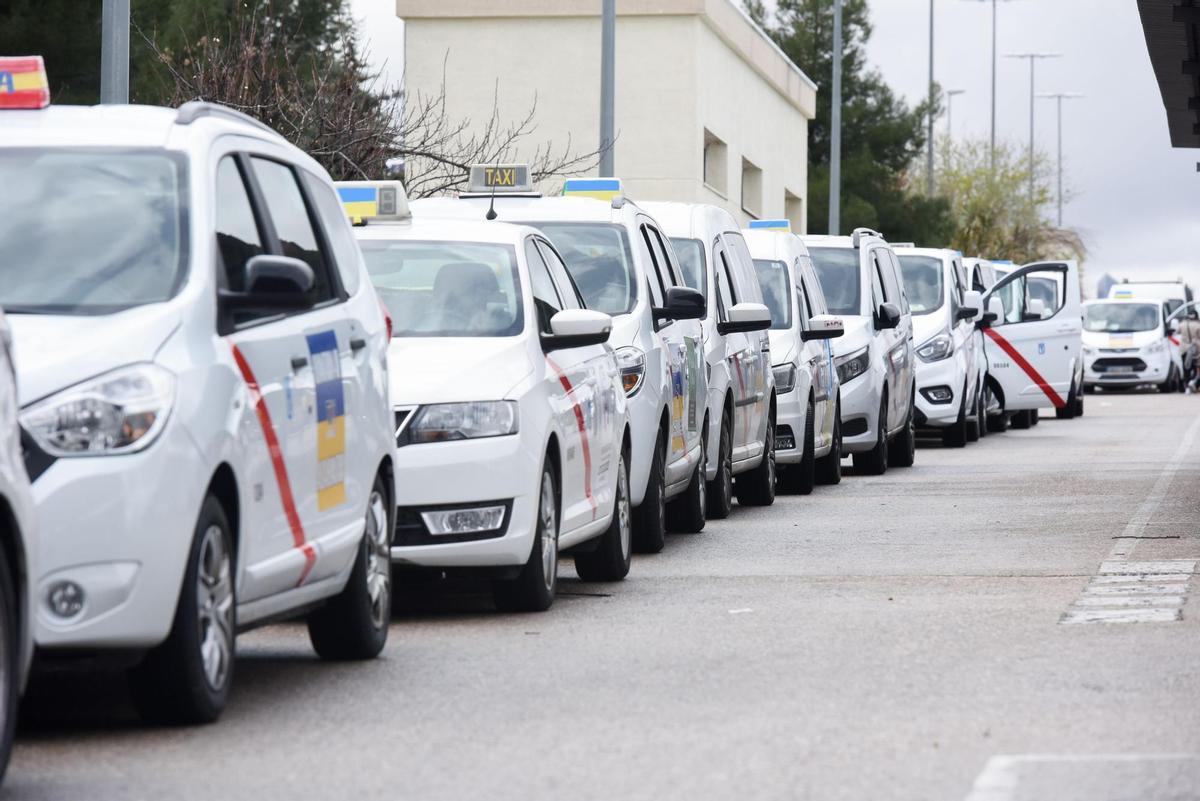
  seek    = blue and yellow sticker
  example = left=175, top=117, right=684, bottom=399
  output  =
left=308, top=330, right=347, bottom=511
left=747, top=219, right=791, bottom=232
left=563, top=178, right=622, bottom=201
left=337, top=186, right=378, bottom=221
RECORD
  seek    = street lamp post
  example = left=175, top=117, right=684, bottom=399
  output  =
left=946, top=89, right=966, bottom=139
left=829, top=0, right=843, bottom=235
left=599, top=0, right=615, bottom=177
left=1037, top=92, right=1083, bottom=228
left=927, top=0, right=935, bottom=196
left=100, top=0, right=130, bottom=104
left=961, top=0, right=1019, bottom=170
left=1005, top=52, right=1061, bottom=203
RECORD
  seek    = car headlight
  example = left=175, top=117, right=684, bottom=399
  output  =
left=772, top=364, right=797, bottom=394
left=407, top=401, right=519, bottom=444
left=614, top=346, right=646, bottom=396
left=1145, top=341, right=1166, bottom=355
left=834, top=346, right=870, bottom=384
left=916, top=330, right=954, bottom=362
left=20, top=363, right=175, bottom=456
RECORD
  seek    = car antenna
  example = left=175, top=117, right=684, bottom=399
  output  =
left=485, top=177, right=499, bottom=221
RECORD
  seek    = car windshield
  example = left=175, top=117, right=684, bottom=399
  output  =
left=808, top=247, right=861, bottom=316
left=752, top=260, right=792, bottom=330
left=669, top=238, right=707, bottom=295
left=532, top=223, right=635, bottom=315
left=1084, top=303, right=1160, bottom=333
left=897, top=255, right=945, bottom=315
left=0, top=149, right=187, bottom=315
left=359, top=240, right=524, bottom=337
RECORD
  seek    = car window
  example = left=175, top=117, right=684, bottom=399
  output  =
left=249, top=157, right=336, bottom=304
left=972, top=265, right=987, bottom=293
left=536, top=239, right=583, bottom=309
left=715, top=246, right=737, bottom=321
left=723, top=232, right=762, bottom=304
left=897, top=255, right=944, bottom=316
left=1084, top=302, right=1160, bottom=333
left=800, top=259, right=828, bottom=315
left=532, top=222, right=635, bottom=315
left=647, top=226, right=681, bottom=286
left=870, top=251, right=887, bottom=308
left=301, top=170, right=361, bottom=296
left=359, top=239, right=523, bottom=337
left=808, top=247, right=861, bottom=317
left=752, top=259, right=791, bottom=330
left=638, top=225, right=667, bottom=307
left=670, top=237, right=707, bottom=295
left=885, top=250, right=909, bottom=313
left=525, top=238, right=564, bottom=335
left=215, top=156, right=265, bottom=294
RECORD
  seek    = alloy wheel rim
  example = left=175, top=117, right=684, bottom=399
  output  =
left=722, top=426, right=733, bottom=504
left=697, top=439, right=707, bottom=510
left=365, top=489, right=391, bottom=630
left=196, top=524, right=233, bottom=692
left=539, top=472, right=558, bottom=591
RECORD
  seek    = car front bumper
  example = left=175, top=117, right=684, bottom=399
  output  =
left=839, top=372, right=880, bottom=454
left=1084, top=350, right=1170, bottom=386
left=774, top=380, right=807, bottom=465
left=914, top=357, right=962, bottom=427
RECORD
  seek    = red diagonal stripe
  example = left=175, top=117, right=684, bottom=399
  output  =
left=983, top=327, right=1066, bottom=408
left=546, top=357, right=598, bottom=519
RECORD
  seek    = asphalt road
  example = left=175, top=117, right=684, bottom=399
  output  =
left=8, top=392, right=1200, bottom=801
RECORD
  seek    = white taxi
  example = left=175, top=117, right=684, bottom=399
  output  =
left=0, top=82, right=396, bottom=724
left=342, top=182, right=630, bottom=612
left=641, top=202, right=776, bottom=515
left=743, top=222, right=844, bottom=492
left=1082, top=299, right=1181, bottom=392
left=410, top=171, right=707, bottom=552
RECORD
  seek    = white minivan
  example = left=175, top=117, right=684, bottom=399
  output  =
left=802, top=230, right=916, bottom=475
left=895, top=247, right=983, bottom=447
left=643, top=202, right=777, bottom=515
left=743, top=223, right=845, bottom=492
left=1, top=99, right=397, bottom=723
left=1082, top=299, right=1183, bottom=392
left=411, top=172, right=708, bottom=551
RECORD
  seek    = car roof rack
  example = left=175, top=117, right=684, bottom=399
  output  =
left=175, top=101, right=278, bottom=136
left=850, top=227, right=883, bottom=248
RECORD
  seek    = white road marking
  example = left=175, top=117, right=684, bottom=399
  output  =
left=1074, top=595, right=1185, bottom=607
left=1061, top=607, right=1182, bottom=624
left=727, top=608, right=753, bottom=614
left=964, top=753, right=1200, bottom=801
left=1083, top=584, right=1188, bottom=595
left=1099, top=560, right=1196, bottom=575
left=1091, top=573, right=1192, bottom=584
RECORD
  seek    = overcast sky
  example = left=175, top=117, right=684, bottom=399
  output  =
left=351, top=0, right=1195, bottom=295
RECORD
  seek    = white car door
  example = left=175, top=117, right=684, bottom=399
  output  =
left=712, top=239, right=756, bottom=460
left=982, top=261, right=1082, bottom=412
left=723, top=231, right=770, bottom=458
left=796, top=263, right=835, bottom=450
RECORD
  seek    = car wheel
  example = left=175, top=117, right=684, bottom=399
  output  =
left=576, top=448, right=632, bottom=581
left=780, top=398, right=816, bottom=495
left=1010, top=410, right=1033, bottom=429
left=942, top=383, right=970, bottom=448
left=735, top=411, right=776, bottom=506
left=667, top=425, right=707, bottom=533
left=1158, top=368, right=1174, bottom=394
left=706, top=410, right=734, bottom=519
left=307, top=472, right=392, bottom=660
left=493, top=464, right=558, bottom=612
left=814, top=399, right=843, bottom=485
left=967, top=386, right=982, bottom=442
left=853, top=398, right=888, bottom=475
left=0, top=546, right=18, bottom=782
left=1056, top=380, right=1079, bottom=419
left=129, top=494, right=235, bottom=724
left=1076, top=386, right=1086, bottom=415
left=888, top=398, right=917, bottom=468
left=632, top=430, right=667, bottom=553
left=985, top=383, right=1009, bottom=433
left=975, top=387, right=988, bottom=439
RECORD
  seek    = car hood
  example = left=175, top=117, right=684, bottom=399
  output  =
left=387, top=337, right=534, bottom=405
left=768, top=328, right=799, bottom=366
left=8, top=306, right=181, bottom=406
left=831, top=316, right=872, bottom=358
left=1082, top=329, right=1161, bottom=350
left=912, top=312, right=948, bottom=348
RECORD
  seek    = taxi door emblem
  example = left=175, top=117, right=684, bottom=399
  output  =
left=1038, top=342, right=1046, bottom=355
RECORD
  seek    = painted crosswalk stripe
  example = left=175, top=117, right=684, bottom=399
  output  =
left=1074, top=595, right=1184, bottom=608
left=1091, top=573, right=1192, bottom=584
left=1099, top=560, right=1196, bottom=575
left=1084, top=584, right=1187, bottom=595
left=1061, top=607, right=1182, bottom=624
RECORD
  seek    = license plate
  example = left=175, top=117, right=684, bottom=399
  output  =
left=1106, top=366, right=1135, bottom=374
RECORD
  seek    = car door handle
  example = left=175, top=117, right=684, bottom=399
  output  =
left=350, top=337, right=367, bottom=352
left=290, top=356, right=308, bottom=370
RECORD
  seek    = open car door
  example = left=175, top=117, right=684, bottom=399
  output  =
left=981, top=260, right=1082, bottom=412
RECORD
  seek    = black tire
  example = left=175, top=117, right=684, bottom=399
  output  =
left=129, top=495, right=235, bottom=725
left=666, top=425, right=707, bottom=534
left=967, top=386, right=982, bottom=442
left=576, top=448, right=632, bottom=581
left=1010, top=410, right=1033, bottom=429
left=853, top=398, right=888, bottom=476
left=1157, top=369, right=1174, bottom=394
left=493, top=463, right=558, bottom=612
left=942, top=383, right=970, bottom=448
left=1083, top=384, right=1096, bottom=394
left=815, top=398, right=843, bottom=486
left=706, top=410, right=734, bottom=519
left=308, top=472, right=392, bottom=660
left=1076, top=386, right=1085, bottom=415
left=1056, top=380, right=1079, bottom=419
left=735, top=410, right=776, bottom=506
left=976, top=387, right=988, bottom=440
left=985, top=382, right=1009, bottom=433
left=779, top=398, right=816, bottom=495
left=0, top=546, right=18, bottom=782
left=888, top=398, right=917, bottom=468
left=1031, top=410, right=1040, bottom=425
left=632, top=430, right=667, bottom=554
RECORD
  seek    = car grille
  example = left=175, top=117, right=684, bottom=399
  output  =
left=1092, top=357, right=1147, bottom=372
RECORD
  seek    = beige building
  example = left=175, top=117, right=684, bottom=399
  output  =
left=395, top=0, right=817, bottom=230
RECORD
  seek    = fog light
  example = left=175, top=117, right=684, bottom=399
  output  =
left=421, top=505, right=506, bottom=536
left=47, top=581, right=85, bottom=619
left=921, top=386, right=954, bottom=404
left=775, top=425, right=796, bottom=451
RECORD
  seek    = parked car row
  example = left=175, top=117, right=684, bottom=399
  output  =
left=0, top=66, right=1089, bottom=783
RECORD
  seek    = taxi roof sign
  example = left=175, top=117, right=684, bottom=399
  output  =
left=465, top=164, right=535, bottom=196
left=747, top=219, right=791, bottom=232
left=334, top=180, right=410, bottom=224
left=0, top=56, right=50, bottom=110
left=562, top=178, right=623, bottom=202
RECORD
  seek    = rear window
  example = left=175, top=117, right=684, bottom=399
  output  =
left=532, top=222, right=636, bottom=315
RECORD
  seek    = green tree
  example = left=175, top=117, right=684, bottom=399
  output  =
left=747, top=0, right=952, bottom=243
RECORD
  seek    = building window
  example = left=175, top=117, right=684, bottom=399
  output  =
left=785, top=190, right=804, bottom=232
left=703, top=129, right=727, bottom=196
left=741, top=157, right=762, bottom=219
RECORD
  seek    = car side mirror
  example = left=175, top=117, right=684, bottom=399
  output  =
left=801, top=314, right=844, bottom=341
left=874, top=302, right=901, bottom=330
left=978, top=296, right=1003, bottom=329
left=653, top=286, right=706, bottom=322
left=542, top=309, right=612, bottom=351
left=220, top=255, right=315, bottom=311
left=958, top=290, right=982, bottom=321
left=1022, top=298, right=1047, bottom=321
left=717, top=302, right=772, bottom=334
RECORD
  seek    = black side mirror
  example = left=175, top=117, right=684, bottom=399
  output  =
left=220, top=255, right=315, bottom=311
left=653, top=286, right=707, bottom=322
left=976, top=311, right=999, bottom=329
left=874, top=302, right=901, bottom=330
left=956, top=306, right=979, bottom=321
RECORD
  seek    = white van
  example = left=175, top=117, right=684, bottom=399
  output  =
left=895, top=248, right=983, bottom=447
left=1082, top=299, right=1183, bottom=392
left=801, top=229, right=917, bottom=475
left=1107, top=281, right=1192, bottom=384
left=642, top=202, right=776, bottom=515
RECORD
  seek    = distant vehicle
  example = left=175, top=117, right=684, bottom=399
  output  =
left=1081, top=299, right=1184, bottom=393
left=982, top=261, right=1085, bottom=424
left=1107, top=280, right=1193, bottom=319
left=895, top=247, right=984, bottom=447
left=743, top=222, right=845, bottom=493
left=643, top=201, right=777, bottom=515
left=801, top=229, right=917, bottom=475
